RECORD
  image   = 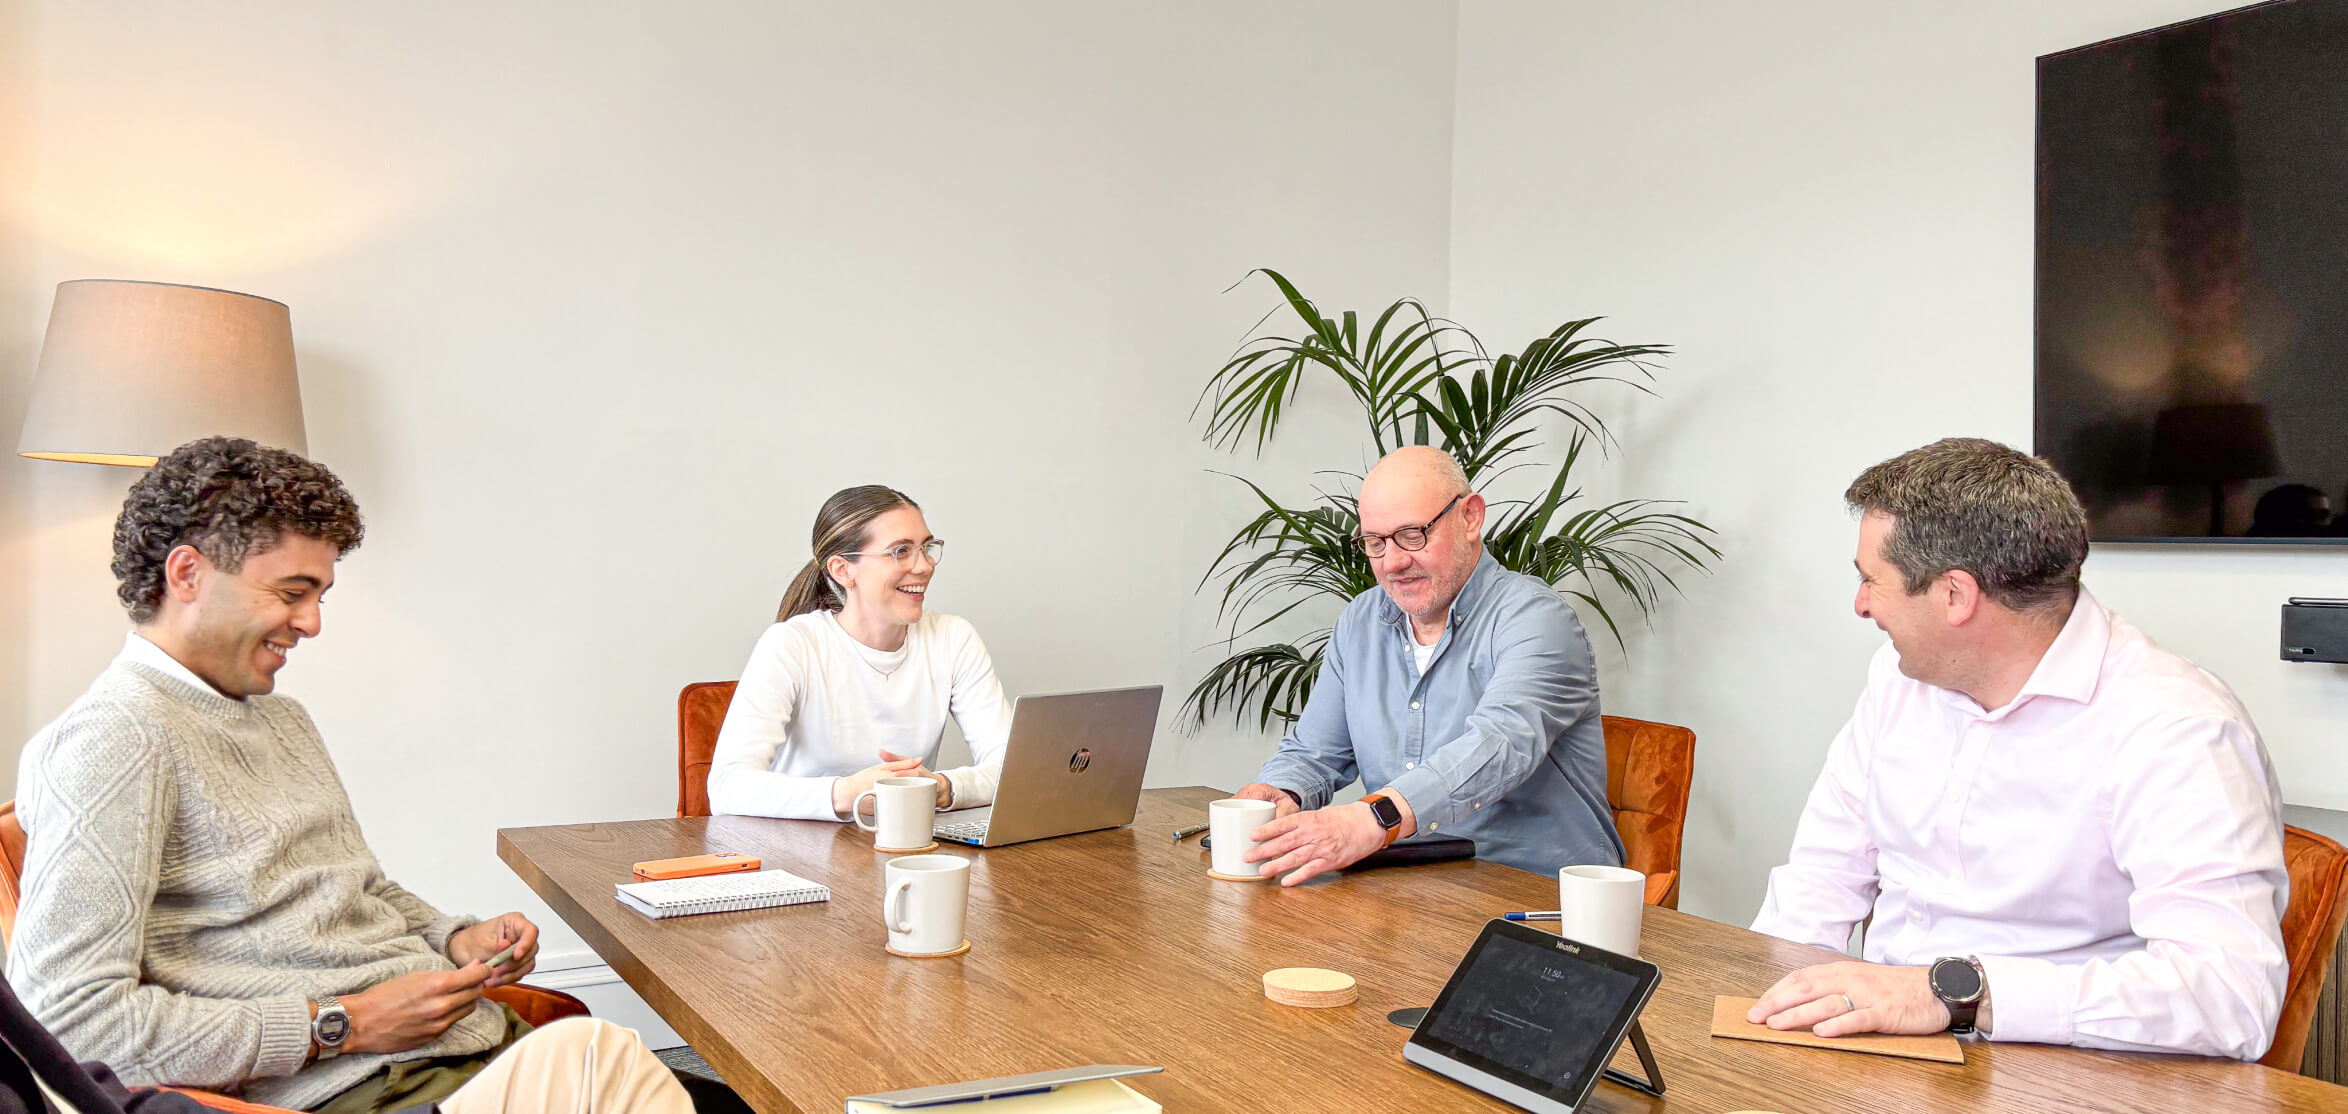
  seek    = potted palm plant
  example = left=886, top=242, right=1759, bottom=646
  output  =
left=1184, top=270, right=1719, bottom=731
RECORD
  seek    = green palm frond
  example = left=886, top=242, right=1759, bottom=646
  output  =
left=1196, top=474, right=1374, bottom=641
left=1416, top=318, right=1669, bottom=482
left=1182, top=273, right=1718, bottom=732
left=1481, top=435, right=1721, bottom=648
left=1194, top=270, right=1472, bottom=455
left=1179, top=633, right=1331, bottom=733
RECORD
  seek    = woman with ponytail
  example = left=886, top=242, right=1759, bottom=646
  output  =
left=707, top=486, right=1013, bottom=821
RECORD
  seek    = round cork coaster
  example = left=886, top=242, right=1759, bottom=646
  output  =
left=1207, top=869, right=1271, bottom=882
left=1263, top=967, right=1357, bottom=1008
left=876, top=841, right=940, bottom=854
left=886, top=939, right=971, bottom=959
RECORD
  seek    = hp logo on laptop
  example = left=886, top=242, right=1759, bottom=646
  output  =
left=1068, top=748, right=1093, bottom=773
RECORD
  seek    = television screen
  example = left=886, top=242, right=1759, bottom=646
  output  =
left=2036, top=0, right=2348, bottom=542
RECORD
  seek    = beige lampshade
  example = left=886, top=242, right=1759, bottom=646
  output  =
left=16, top=279, right=307, bottom=467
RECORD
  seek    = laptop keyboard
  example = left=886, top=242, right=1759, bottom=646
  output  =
left=935, top=820, right=990, bottom=843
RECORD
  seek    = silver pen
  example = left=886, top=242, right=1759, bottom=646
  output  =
left=1171, top=823, right=1209, bottom=841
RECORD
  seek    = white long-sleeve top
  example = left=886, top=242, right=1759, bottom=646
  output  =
left=707, top=610, right=1013, bottom=821
left=1751, top=588, right=2288, bottom=1060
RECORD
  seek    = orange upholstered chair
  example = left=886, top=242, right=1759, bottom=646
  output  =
left=1601, top=715, right=1696, bottom=909
left=677, top=681, right=739, bottom=818
left=2266, top=824, right=2348, bottom=1073
left=0, top=801, right=588, bottom=1113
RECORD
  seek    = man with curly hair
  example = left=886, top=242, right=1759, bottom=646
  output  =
left=9, top=438, right=720, bottom=1113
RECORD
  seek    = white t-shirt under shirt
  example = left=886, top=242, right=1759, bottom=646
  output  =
left=1411, top=635, right=1437, bottom=677
left=708, top=610, right=1013, bottom=821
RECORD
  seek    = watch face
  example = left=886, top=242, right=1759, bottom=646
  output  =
left=1368, top=796, right=1403, bottom=828
left=316, top=1009, right=350, bottom=1045
left=1931, top=958, right=1983, bottom=1002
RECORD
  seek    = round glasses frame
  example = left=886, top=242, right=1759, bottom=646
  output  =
left=1354, top=494, right=1462, bottom=558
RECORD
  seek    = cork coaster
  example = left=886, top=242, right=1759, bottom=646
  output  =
left=1264, top=967, right=1357, bottom=1008
left=886, top=939, right=971, bottom=959
left=1207, top=868, right=1271, bottom=882
left=876, top=841, right=940, bottom=854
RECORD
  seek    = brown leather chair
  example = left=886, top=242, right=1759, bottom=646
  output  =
left=2266, top=824, right=2348, bottom=1073
left=677, top=680, right=739, bottom=818
left=1601, top=715, right=1696, bottom=909
left=0, top=801, right=589, bottom=1113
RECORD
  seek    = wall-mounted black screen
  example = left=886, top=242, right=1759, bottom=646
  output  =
left=2036, top=0, right=2348, bottom=542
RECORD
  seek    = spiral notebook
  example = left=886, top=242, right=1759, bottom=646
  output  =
left=615, top=868, right=830, bottom=919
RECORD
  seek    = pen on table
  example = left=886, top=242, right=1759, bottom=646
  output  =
left=1503, top=911, right=1560, bottom=922
left=1171, top=823, right=1209, bottom=842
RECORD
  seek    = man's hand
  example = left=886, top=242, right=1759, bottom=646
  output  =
left=341, top=967, right=494, bottom=1055
left=1233, top=782, right=1302, bottom=819
left=1746, top=961, right=1959, bottom=1038
left=832, top=751, right=932, bottom=816
left=1242, top=802, right=1388, bottom=886
left=449, top=913, right=540, bottom=988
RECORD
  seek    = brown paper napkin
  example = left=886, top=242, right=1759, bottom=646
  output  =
left=1711, top=996, right=1964, bottom=1064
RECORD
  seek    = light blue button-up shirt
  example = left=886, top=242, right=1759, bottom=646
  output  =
left=1253, top=551, right=1624, bottom=876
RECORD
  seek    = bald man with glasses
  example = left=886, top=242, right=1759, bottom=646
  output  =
left=1233, top=447, right=1625, bottom=883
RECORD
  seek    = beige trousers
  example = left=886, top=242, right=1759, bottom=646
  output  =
left=440, top=1017, right=694, bottom=1114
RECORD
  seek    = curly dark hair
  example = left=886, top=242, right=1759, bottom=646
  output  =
left=112, top=437, right=366, bottom=623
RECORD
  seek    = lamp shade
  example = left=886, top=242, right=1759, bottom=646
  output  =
left=16, top=279, right=306, bottom=467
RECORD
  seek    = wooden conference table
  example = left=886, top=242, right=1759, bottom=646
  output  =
left=500, top=787, right=2343, bottom=1114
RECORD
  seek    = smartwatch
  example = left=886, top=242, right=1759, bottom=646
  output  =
left=1363, top=792, right=1405, bottom=848
left=311, top=996, right=352, bottom=1060
left=1929, top=956, right=1986, bottom=1034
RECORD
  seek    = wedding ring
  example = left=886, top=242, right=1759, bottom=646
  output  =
left=1840, top=993, right=1858, bottom=1015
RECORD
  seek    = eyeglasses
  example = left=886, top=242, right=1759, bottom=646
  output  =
left=1354, top=495, right=1462, bottom=558
left=845, top=539, right=947, bottom=566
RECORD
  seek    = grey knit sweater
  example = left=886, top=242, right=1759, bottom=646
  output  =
left=8, top=639, right=507, bottom=1110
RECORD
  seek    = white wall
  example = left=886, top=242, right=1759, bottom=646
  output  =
left=4, top=0, right=1458, bottom=965
left=1451, top=0, right=2348, bottom=927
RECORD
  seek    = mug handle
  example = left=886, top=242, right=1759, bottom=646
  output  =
left=886, top=877, right=914, bottom=934
left=852, top=789, right=880, bottom=832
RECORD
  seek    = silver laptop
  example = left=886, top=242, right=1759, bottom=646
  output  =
left=933, top=686, right=1161, bottom=848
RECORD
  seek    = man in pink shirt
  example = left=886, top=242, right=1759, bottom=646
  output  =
left=1747, top=438, right=2288, bottom=1060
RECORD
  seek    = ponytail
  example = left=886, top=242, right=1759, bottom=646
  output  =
left=773, top=484, right=921, bottom=622
left=775, top=558, right=837, bottom=621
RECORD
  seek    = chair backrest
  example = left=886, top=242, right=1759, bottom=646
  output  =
left=1601, top=715, right=1696, bottom=909
left=0, top=800, right=25, bottom=948
left=2267, top=824, right=2348, bottom=1072
left=676, top=681, right=739, bottom=818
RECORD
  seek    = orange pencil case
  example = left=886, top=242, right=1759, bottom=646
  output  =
left=632, top=852, right=762, bottom=881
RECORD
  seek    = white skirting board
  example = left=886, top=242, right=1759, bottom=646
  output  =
left=525, top=950, right=682, bottom=1049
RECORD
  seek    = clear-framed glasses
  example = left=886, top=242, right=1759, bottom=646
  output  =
left=845, top=539, right=947, bottom=566
left=1354, top=494, right=1462, bottom=558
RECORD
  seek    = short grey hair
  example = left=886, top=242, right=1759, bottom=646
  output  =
left=1844, top=438, right=2088, bottom=615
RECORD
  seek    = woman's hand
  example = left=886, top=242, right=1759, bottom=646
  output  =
left=832, top=751, right=931, bottom=816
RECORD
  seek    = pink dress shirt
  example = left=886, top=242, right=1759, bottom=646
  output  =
left=1751, top=588, right=2288, bottom=1059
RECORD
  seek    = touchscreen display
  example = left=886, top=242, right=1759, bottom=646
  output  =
left=1420, top=931, right=1645, bottom=1094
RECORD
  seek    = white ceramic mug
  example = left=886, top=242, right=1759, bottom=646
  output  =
left=1209, top=798, right=1276, bottom=877
left=1557, top=864, right=1646, bottom=957
left=854, top=776, right=937, bottom=851
left=883, top=854, right=970, bottom=955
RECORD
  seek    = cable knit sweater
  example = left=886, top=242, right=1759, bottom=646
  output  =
left=7, top=635, right=506, bottom=1110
